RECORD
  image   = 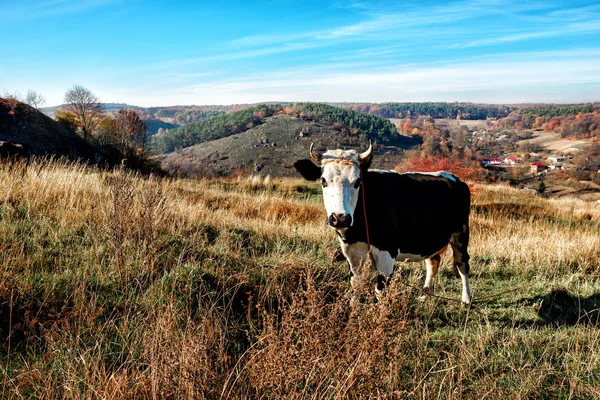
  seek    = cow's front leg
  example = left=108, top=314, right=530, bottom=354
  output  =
left=339, top=241, right=370, bottom=301
left=371, top=247, right=395, bottom=302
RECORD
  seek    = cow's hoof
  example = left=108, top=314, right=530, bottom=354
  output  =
left=418, top=287, right=433, bottom=302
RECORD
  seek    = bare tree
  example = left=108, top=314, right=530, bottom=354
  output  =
left=115, top=109, right=148, bottom=159
left=25, top=90, right=46, bottom=110
left=23, top=90, right=46, bottom=122
left=64, top=85, right=103, bottom=140
left=1, top=91, right=22, bottom=124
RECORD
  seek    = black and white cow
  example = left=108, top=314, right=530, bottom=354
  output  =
left=294, top=143, right=472, bottom=305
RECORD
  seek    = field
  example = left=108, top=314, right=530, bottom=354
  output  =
left=2, top=159, right=600, bottom=398
left=516, top=131, right=592, bottom=154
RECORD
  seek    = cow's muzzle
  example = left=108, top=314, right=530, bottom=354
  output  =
left=328, top=213, right=352, bottom=229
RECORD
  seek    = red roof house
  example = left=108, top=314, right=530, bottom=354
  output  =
left=531, top=161, right=547, bottom=174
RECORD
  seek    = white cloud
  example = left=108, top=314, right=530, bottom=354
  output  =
left=115, top=49, right=600, bottom=106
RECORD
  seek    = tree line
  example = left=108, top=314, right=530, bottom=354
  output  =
left=171, top=109, right=226, bottom=125
left=334, top=102, right=517, bottom=120
left=292, top=102, right=399, bottom=142
left=517, top=103, right=600, bottom=117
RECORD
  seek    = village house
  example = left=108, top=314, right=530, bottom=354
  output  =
left=549, top=155, right=566, bottom=163
left=482, top=157, right=502, bottom=166
left=531, top=161, right=548, bottom=174
left=504, top=155, right=519, bottom=165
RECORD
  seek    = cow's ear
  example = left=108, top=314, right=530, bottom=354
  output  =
left=293, top=159, right=321, bottom=181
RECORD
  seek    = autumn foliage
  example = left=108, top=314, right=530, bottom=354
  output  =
left=395, top=153, right=483, bottom=183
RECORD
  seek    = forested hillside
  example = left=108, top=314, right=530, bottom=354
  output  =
left=151, top=104, right=282, bottom=153
left=336, top=102, right=517, bottom=119
left=151, top=103, right=401, bottom=154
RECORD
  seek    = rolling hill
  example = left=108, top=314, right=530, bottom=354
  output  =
left=0, top=99, right=97, bottom=161
left=154, top=105, right=418, bottom=177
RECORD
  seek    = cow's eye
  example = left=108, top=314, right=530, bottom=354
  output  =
left=353, top=178, right=362, bottom=189
left=321, top=177, right=328, bottom=187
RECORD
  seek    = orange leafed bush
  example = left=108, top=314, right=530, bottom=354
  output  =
left=394, top=154, right=483, bottom=183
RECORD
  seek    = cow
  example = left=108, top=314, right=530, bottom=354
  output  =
left=293, top=143, right=472, bottom=306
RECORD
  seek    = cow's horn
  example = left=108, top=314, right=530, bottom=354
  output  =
left=358, top=141, right=373, bottom=163
left=310, top=143, right=321, bottom=163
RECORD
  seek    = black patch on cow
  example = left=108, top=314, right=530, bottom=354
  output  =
left=293, top=159, right=321, bottom=181
left=450, top=230, right=470, bottom=276
left=376, top=273, right=387, bottom=291
left=345, top=171, right=471, bottom=260
left=360, top=154, right=373, bottom=171
left=336, top=230, right=347, bottom=243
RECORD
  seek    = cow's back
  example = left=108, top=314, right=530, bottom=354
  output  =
left=349, top=170, right=470, bottom=258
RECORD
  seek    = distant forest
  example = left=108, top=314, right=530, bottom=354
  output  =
left=45, top=101, right=600, bottom=125
left=335, top=102, right=517, bottom=119
left=516, top=103, right=600, bottom=117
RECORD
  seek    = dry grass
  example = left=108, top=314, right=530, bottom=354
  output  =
left=1, top=159, right=600, bottom=399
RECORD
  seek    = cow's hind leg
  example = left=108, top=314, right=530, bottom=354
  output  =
left=450, top=228, right=472, bottom=306
left=419, top=252, right=442, bottom=301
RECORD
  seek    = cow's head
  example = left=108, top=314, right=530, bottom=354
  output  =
left=294, top=143, right=373, bottom=230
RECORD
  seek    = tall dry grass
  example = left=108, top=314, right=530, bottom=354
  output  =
left=1, top=159, right=600, bottom=398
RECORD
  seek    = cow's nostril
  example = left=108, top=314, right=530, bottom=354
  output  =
left=328, top=214, right=338, bottom=226
left=338, top=213, right=352, bottom=227
left=329, top=213, right=351, bottom=228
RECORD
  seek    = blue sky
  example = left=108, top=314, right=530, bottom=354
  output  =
left=2, top=0, right=600, bottom=106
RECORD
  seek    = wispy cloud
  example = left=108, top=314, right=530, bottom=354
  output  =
left=147, top=41, right=330, bottom=71
left=227, top=0, right=589, bottom=54
left=457, top=24, right=600, bottom=48
left=130, top=48, right=600, bottom=106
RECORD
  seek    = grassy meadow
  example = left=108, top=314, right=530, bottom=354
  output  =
left=1, top=159, right=600, bottom=398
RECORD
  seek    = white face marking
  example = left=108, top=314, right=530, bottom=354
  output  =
left=320, top=150, right=362, bottom=227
